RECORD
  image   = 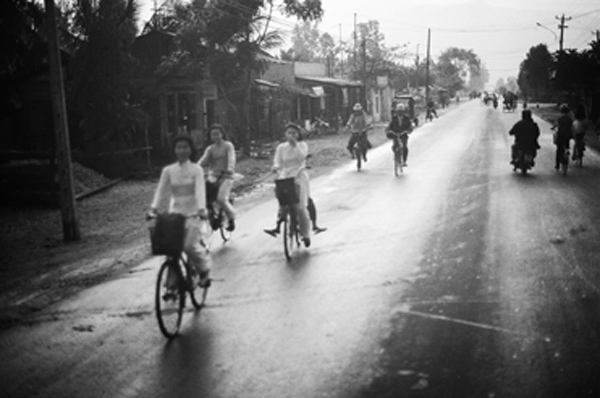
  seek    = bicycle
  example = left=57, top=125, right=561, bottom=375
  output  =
left=274, top=177, right=302, bottom=260
left=552, top=126, right=570, bottom=175
left=560, top=145, right=570, bottom=175
left=206, top=178, right=234, bottom=242
left=389, top=131, right=408, bottom=176
left=147, top=213, right=211, bottom=339
left=350, top=128, right=371, bottom=171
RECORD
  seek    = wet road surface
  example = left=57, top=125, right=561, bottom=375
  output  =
left=2, top=100, right=600, bottom=398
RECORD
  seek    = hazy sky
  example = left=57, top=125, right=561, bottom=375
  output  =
left=137, top=0, right=600, bottom=89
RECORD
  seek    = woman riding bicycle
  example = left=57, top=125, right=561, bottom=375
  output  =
left=149, top=135, right=211, bottom=287
left=268, top=123, right=312, bottom=247
left=198, top=124, right=237, bottom=232
left=386, top=103, right=413, bottom=166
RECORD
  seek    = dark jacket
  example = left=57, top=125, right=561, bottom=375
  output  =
left=386, top=115, right=412, bottom=138
left=509, top=119, right=540, bottom=151
left=556, top=114, right=573, bottom=145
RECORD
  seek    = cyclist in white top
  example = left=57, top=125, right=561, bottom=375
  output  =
left=150, top=135, right=211, bottom=286
left=266, top=123, right=312, bottom=247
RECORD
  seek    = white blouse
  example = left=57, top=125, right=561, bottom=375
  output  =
left=273, top=141, right=308, bottom=179
left=151, top=160, right=206, bottom=214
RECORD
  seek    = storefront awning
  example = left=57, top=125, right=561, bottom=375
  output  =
left=295, top=76, right=363, bottom=87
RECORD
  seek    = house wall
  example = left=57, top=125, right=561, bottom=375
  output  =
left=261, top=61, right=294, bottom=85
left=294, top=62, right=327, bottom=77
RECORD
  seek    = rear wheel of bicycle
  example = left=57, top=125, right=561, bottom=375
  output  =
left=574, top=145, right=583, bottom=167
left=394, top=149, right=403, bottom=176
left=562, top=154, right=569, bottom=175
left=355, top=146, right=362, bottom=171
left=282, top=210, right=293, bottom=260
left=155, top=260, right=185, bottom=338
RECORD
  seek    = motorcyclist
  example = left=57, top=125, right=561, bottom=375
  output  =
left=386, top=103, right=413, bottom=166
left=346, top=103, right=372, bottom=161
left=509, top=109, right=540, bottom=166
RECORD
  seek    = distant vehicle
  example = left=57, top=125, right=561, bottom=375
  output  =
left=392, top=94, right=419, bottom=126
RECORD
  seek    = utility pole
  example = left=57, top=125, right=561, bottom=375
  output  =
left=339, top=23, right=344, bottom=77
left=556, top=14, right=571, bottom=52
left=425, top=29, right=431, bottom=102
left=362, top=35, right=367, bottom=105
left=414, top=43, right=420, bottom=90
left=353, top=13, right=357, bottom=78
left=44, top=0, right=80, bottom=241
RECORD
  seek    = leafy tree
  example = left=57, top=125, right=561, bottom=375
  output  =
left=289, top=21, right=320, bottom=61
left=466, top=62, right=489, bottom=93
left=155, top=0, right=323, bottom=152
left=434, top=47, right=482, bottom=96
left=552, top=48, right=596, bottom=103
left=517, top=44, right=553, bottom=101
left=0, top=0, right=45, bottom=81
left=495, top=77, right=505, bottom=93
left=69, top=0, right=146, bottom=148
left=505, top=76, right=519, bottom=94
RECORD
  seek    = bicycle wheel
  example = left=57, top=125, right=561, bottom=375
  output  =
left=187, top=263, right=209, bottom=309
left=394, top=148, right=403, bottom=176
left=574, top=145, right=583, bottom=167
left=282, top=209, right=293, bottom=260
left=218, top=209, right=232, bottom=242
left=155, top=259, right=185, bottom=338
left=562, top=152, right=569, bottom=175
left=355, top=146, right=362, bottom=171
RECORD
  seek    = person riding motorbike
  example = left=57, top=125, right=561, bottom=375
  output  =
left=346, top=103, right=372, bottom=161
left=386, top=103, right=413, bottom=166
left=509, top=109, right=540, bottom=167
left=554, top=104, right=573, bottom=171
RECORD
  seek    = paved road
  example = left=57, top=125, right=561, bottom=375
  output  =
left=2, top=100, right=600, bottom=398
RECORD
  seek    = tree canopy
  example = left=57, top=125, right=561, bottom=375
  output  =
left=434, top=47, right=482, bottom=96
left=517, top=44, right=553, bottom=101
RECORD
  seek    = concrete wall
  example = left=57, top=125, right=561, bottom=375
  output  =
left=294, top=62, right=327, bottom=77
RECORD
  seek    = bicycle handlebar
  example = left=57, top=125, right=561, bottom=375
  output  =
left=387, top=130, right=410, bottom=137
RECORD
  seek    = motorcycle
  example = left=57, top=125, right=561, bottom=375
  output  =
left=512, top=149, right=535, bottom=174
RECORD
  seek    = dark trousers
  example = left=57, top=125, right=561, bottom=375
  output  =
left=347, top=132, right=369, bottom=157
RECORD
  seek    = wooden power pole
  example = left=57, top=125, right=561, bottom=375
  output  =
left=425, top=29, right=431, bottom=102
left=556, top=14, right=571, bottom=52
left=45, top=0, right=80, bottom=241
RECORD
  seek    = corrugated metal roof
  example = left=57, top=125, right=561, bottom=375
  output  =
left=296, top=76, right=363, bottom=87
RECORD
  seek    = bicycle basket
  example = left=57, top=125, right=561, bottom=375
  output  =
left=150, top=213, right=186, bottom=256
left=275, top=177, right=299, bottom=206
left=205, top=181, right=219, bottom=204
